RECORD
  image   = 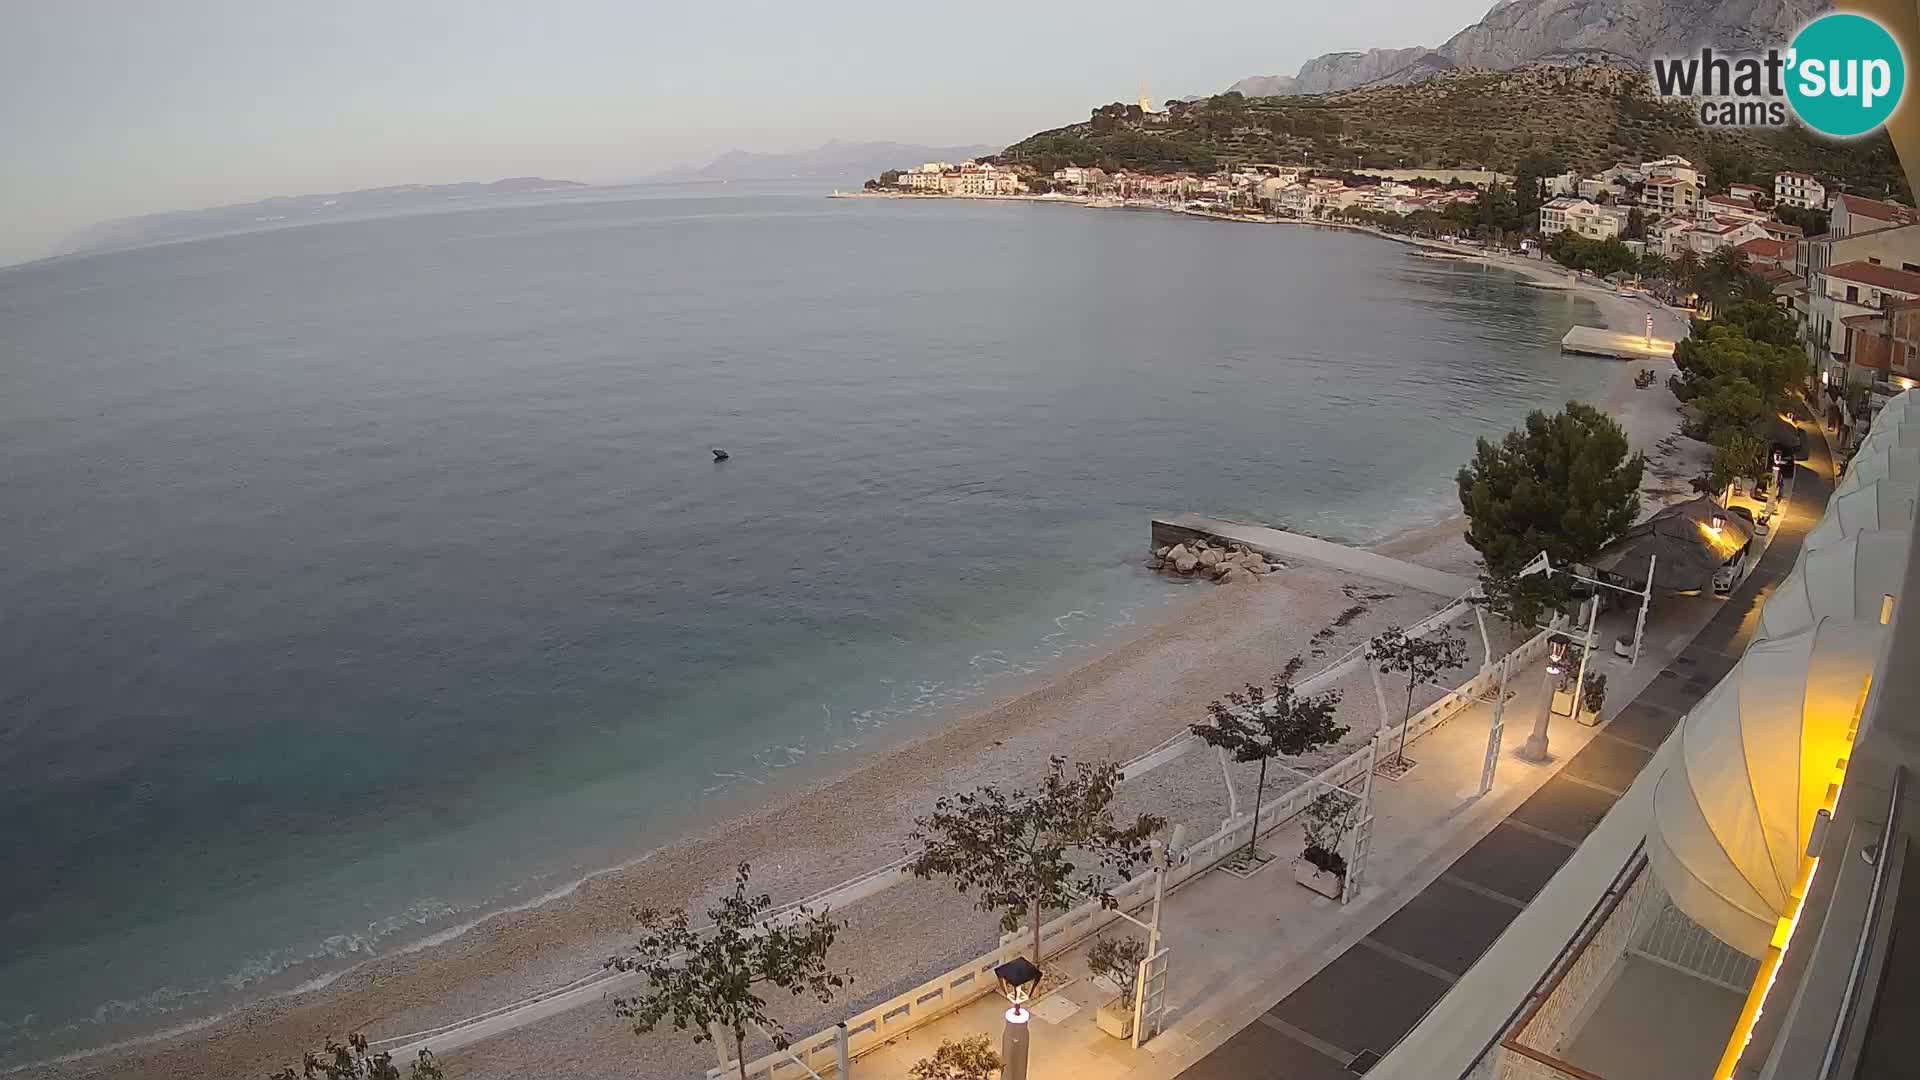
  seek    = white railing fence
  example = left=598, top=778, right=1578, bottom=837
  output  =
left=1625, top=884, right=1760, bottom=993
left=714, top=627, right=1557, bottom=1080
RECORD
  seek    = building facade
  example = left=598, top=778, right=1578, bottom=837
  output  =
left=1773, top=170, right=1827, bottom=209
left=1540, top=196, right=1625, bottom=240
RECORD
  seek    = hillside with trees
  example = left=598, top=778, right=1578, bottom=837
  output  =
left=999, top=65, right=1909, bottom=201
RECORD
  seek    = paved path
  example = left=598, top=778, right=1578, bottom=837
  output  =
left=1153, top=514, right=1477, bottom=599
left=1174, top=411, right=1834, bottom=1080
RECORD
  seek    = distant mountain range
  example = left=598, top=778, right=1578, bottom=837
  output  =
left=645, top=140, right=1000, bottom=183
left=1229, top=0, right=1827, bottom=96
left=64, top=177, right=588, bottom=255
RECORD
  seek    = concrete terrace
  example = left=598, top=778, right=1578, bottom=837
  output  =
left=1152, top=514, right=1476, bottom=598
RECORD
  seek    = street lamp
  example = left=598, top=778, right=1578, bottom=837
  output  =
left=994, top=957, right=1042, bottom=1080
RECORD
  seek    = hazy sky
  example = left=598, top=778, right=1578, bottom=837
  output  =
left=1, top=0, right=1497, bottom=265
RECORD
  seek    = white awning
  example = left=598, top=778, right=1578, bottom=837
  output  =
left=1647, top=618, right=1883, bottom=956
left=1836, top=444, right=1920, bottom=498
left=1868, top=388, right=1919, bottom=430
left=1804, top=474, right=1919, bottom=551
left=1756, top=529, right=1910, bottom=642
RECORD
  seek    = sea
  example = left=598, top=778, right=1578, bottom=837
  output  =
left=0, top=185, right=1611, bottom=1066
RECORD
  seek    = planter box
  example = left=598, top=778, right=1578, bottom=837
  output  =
left=1551, top=687, right=1576, bottom=717
left=1294, top=859, right=1345, bottom=899
left=1096, top=997, right=1134, bottom=1040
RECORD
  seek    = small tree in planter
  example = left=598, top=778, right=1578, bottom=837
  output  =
left=1368, top=625, right=1470, bottom=769
left=910, top=1034, right=1003, bottom=1080
left=1087, top=935, right=1149, bottom=1039
left=1189, top=657, right=1345, bottom=867
left=1296, top=790, right=1358, bottom=899
left=909, top=757, right=1164, bottom=965
left=1582, top=670, right=1609, bottom=718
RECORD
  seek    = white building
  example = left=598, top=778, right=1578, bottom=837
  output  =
left=1806, top=256, right=1920, bottom=386
left=1698, top=193, right=1769, bottom=224
left=1774, top=170, right=1828, bottom=209
left=1641, top=176, right=1700, bottom=219
left=1640, top=155, right=1700, bottom=186
left=1831, top=192, right=1918, bottom=237
left=1540, top=196, right=1625, bottom=240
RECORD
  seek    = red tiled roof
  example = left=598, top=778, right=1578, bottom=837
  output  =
left=1765, top=222, right=1805, bottom=238
left=1843, top=312, right=1887, bottom=328
left=1827, top=260, right=1920, bottom=293
left=1840, top=195, right=1916, bottom=223
left=1645, top=176, right=1686, bottom=186
left=1737, top=238, right=1792, bottom=259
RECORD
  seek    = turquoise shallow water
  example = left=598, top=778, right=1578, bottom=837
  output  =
left=0, top=189, right=1608, bottom=1063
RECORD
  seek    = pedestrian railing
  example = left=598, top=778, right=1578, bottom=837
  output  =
left=714, top=626, right=1556, bottom=1080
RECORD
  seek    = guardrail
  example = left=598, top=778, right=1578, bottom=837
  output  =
left=713, top=625, right=1553, bottom=1080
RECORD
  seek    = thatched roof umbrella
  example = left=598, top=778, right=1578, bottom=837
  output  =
left=1589, top=496, right=1753, bottom=592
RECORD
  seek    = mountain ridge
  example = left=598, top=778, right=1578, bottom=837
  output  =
left=64, top=177, right=589, bottom=256
left=1229, top=0, right=1828, bottom=96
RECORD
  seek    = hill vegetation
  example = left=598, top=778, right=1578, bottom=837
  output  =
left=999, top=65, right=1910, bottom=200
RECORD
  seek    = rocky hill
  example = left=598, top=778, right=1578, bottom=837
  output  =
left=1229, top=0, right=1827, bottom=96
left=1000, top=65, right=1908, bottom=199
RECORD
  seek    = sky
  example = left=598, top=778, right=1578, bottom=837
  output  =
left=0, top=0, right=1498, bottom=266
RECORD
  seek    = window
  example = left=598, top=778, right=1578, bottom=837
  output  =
left=1848, top=285, right=1861, bottom=303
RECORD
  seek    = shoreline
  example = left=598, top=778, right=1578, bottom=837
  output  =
left=15, top=211, right=1695, bottom=1080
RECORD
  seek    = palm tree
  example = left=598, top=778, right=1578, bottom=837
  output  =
left=1674, top=248, right=1703, bottom=303
left=1701, top=247, right=1753, bottom=307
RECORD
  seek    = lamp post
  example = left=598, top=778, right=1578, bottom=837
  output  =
left=1522, top=635, right=1570, bottom=762
left=994, top=957, right=1042, bottom=1080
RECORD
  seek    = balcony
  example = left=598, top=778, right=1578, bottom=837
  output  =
left=1487, top=853, right=1757, bottom=1080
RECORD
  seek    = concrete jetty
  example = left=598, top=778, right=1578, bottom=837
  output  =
left=1561, top=325, right=1676, bottom=360
left=1152, top=513, right=1476, bottom=598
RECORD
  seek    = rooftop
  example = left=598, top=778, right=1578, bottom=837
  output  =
left=1839, top=193, right=1917, bottom=223
left=1737, top=237, right=1793, bottom=260
left=1827, top=259, right=1920, bottom=293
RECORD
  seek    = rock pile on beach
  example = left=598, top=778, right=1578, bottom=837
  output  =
left=1147, top=538, right=1281, bottom=583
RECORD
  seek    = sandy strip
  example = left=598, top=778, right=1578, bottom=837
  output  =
left=17, top=236, right=1693, bottom=1080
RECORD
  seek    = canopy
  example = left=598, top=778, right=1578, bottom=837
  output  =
left=1805, top=474, right=1920, bottom=550
left=1755, top=529, right=1909, bottom=643
left=1590, top=496, right=1752, bottom=591
left=1647, top=618, right=1884, bottom=956
left=1855, top=415, right=1920, bottom=456
left=1837, top=444, right=1920, bottom=499
left=1868, top=388, right=1918, bottom=429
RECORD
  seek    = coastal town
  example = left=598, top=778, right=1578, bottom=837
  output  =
left=861, top=151, right=1920, bottom=450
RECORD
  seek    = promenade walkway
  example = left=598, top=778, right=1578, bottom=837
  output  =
left=847, top=419, right=1829, bottom=1080
left=1176, top=410, right=1832, bottom=1080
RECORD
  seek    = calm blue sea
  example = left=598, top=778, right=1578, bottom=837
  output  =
left=0, top=188, right=1608, bottom=1064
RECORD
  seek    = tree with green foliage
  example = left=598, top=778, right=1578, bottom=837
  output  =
left=1544, top=230, right=1639, bottom=276
left=911, top=1035, right=1003, bottom=1080
left=909, top=758, right=1163, bottom=963
left=1190, top=657, right=1345, bottom=862
left=268, top=1035, right=442, bottom=1080
left=1625, top=207, right=1647, bottom=240
left=1367, top=625, right=1470, bottom=766
left=607, top=864, right=849, bottom=1080
left=1087, top=935, right=1149, bottom=1002
left=1457, top=402, right=1646, bottom=577
left=1696, top=427, right=1771, bottom=496
left=1671, top=303, right=1805, bottom=413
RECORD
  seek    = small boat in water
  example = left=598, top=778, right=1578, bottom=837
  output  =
left=712, top=448, right=730, bottom=461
